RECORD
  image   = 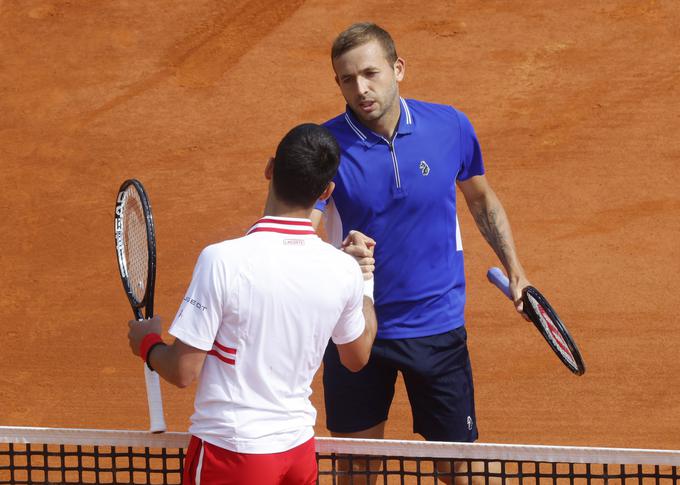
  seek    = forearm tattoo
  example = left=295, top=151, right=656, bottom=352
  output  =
left=472, top=205, right=512, bottom=264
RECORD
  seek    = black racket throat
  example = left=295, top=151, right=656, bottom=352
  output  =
left=522, top=286, right=586, bottom=376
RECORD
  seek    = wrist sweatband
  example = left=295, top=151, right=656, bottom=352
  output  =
left=363, top=277, right=375, bottom=302
left=145, top=342, right=165, bottom=372
left=140, top=333, right=164, bottom=371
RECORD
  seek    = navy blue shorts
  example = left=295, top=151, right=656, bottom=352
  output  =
left=323, top=326, right=478, bottom=442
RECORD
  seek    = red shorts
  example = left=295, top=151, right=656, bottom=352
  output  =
left=183, top=435, right=317, bottom=485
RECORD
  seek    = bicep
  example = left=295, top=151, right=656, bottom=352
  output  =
left=336, top=296, right=376, bottom=373
left=170, top=248, right=225, bottom=348
left=333, top=272, right=373, bottom=372
left=169, top=338, right=207, bottom=385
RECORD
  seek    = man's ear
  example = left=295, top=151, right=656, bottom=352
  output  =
left=264, top=157, right=274, bottom=180
left=394, top=57, right=406, bottom=82
left=317, top=181, right=335, bottom=201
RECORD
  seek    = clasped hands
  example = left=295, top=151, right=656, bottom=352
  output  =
left=341, top=230, right=375, bottom=280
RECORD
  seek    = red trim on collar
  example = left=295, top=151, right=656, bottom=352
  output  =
left=248, top=227, right=316, bottom=235
left=256, top=217, right=312, bottom=226
left=246, top=217, right=316, bottom=236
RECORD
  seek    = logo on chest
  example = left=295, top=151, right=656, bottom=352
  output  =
left=419, top=160, right=430, bottom=176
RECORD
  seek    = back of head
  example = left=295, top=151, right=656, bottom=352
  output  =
left=272, top=123, right=340, bottom=208
left=331, top=22, right=398, bottom=64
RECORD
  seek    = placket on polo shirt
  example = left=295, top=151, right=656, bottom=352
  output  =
left=343, top=97, right=415, bottom=199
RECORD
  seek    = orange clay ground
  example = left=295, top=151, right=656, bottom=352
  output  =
left=1, top=1, right=679, bottom=450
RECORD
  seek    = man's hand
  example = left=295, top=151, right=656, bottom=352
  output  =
left=128, top=315, right=163, bottom=356
left=509, top=275, right=532, bottom=322
left=341, top=230, right=376, bottom=280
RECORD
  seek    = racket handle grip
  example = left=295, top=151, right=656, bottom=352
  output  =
left=144, top=364, right=167, bottom=433
left=487, top=267, right=513, bottom=300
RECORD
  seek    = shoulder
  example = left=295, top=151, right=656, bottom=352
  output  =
left=196, top=236, right=248, bottom=265
left=406, top=98, right=481, bottom=140
left=323, top=113, right=346, bottom=130
left=405, top=98, right=472, bottom=127
left=323, top=113, right=362, bottom=149
left=317, top=239, right=356, bottom=264
left=405, top=98, right=455, bottom=116
left=316, top=240, right=362, bottom=277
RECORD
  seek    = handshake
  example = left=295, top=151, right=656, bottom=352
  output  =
left=341, top=230, right=376, bottom=301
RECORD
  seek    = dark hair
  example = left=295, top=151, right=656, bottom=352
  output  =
left=272, top=123, right=340, bottom=208
left=331, top=22, right=398, bottom=64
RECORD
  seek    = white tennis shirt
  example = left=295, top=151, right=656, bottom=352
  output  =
left=168, top=216, right=366, bottom=454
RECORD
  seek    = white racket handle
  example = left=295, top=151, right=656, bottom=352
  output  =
left=143, top=364, right=167, bottom=433
left=486, top=267, right=513, bottom=300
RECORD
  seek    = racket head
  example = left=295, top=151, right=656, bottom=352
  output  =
left=114, top=179, right=157, bottom=319
left=522, top=286, right=586, bottom=375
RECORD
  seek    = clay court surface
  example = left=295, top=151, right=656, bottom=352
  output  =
left=1, top=1, right=679, bottom=450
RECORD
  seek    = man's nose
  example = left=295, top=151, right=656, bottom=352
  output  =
left=356, top=76, right=369, bottom=95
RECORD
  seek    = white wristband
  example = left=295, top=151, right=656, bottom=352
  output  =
left=363, top=277, right=374, bottom=302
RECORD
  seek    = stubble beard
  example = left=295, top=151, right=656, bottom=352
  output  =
left=353, top=85, right=400, bottom=131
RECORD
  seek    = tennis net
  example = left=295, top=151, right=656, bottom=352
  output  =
left=1, top=426, right=679, bottom=484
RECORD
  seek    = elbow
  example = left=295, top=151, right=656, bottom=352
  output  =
left=172, top=368, right=199, bottom=388
left=147, top=342, right=205, bottom=388
left=345, top=362, right=366, bottom=373
left=340, top=353, right=370, bottom=373
left=174, top=378, right=192, bottom=389
left=337, top=332, right=374, bottom=373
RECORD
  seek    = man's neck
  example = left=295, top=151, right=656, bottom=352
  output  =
left=262, top=194, right=312, bottom=221
left=361, top=101, right=401, bottom=139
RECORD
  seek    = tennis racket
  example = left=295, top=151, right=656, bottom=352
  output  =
left=487, top=267, right=586, bottom=376
left=114, top=179, right=167, bottom=433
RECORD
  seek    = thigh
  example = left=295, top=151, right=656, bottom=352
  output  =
left=399, top=327, right=479, bottom=442
left=323, top=340, right=398, bottom=433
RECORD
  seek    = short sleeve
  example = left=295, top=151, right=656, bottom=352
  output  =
left=168, top=246, right=225, bottom=351
left=456, top=110, right=485, bottom=181
left=331, top=264, right=365, bottom=345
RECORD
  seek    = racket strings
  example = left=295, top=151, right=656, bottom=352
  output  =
left=121, top=188, right=149, bottom=305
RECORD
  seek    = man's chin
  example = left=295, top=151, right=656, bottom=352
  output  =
left=354, top=108, right=381, bottom=123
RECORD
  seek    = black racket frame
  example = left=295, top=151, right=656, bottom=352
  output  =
left=114, top=179, right=157, bottom=320
left=522, top=286, right=586, bottom=376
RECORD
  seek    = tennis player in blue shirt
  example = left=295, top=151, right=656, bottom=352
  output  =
left=312, top=22, right=532, bottom=483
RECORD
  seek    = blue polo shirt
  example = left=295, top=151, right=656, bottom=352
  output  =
left=317, top=98, right=485, bottom=339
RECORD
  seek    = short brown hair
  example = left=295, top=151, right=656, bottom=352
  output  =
left=331, top=22, right=398, bottom=64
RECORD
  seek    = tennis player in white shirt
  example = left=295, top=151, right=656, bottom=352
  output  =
left=127, top=123, right=377, bottom=485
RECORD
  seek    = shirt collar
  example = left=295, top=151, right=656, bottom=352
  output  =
left=344, top=97, right=414, bottom=147
left=246, top=216, right=317, bottom=236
